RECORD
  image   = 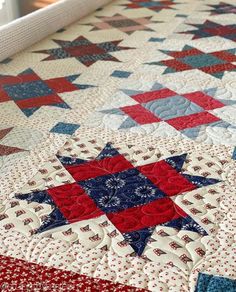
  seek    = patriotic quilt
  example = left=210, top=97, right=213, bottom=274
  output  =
left=0, top=0, right=236, bottom=291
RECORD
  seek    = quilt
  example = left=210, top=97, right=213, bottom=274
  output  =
left=0, top=0, right=236, bottom=291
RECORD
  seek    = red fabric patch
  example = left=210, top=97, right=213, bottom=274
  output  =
left=65, top=155, right=134, bottom=181
left=16, top=94, right=64, bottom=109
left=201, top=63, right=236, bottom=74
left=0, top=128, right=13, bottom=140
left=162, top=59, right=193, bottom=71
left=205, top=26, right=235, bottom=37
left=66, top=44, right=105, bottom=57
left=0, top=255, right=146, bottom=292
left=0, top=89, right=10, bottom=102
left=137, top=160, right=196, bottom=196
left=169, top=48, right=202, bottom=58
left=132, top=88, right=176, bottom=103
left=211, top=51, right=236, bottom=62
left=0, top=73, right=39, bottom=85
left=167, top=111, right=220, bottom=130
left=107, top=197, right=187, bottom=233
left=45, top=77, right=78, bottom=93
left=47, top=183, right=104, bottom=222
left=0, top=145, right=25, bottom=156
left=121, top=104, right=161, bottom=124
left=183, top=91, right=225, bottom=110
left=126, top=3, right=144, bottom=8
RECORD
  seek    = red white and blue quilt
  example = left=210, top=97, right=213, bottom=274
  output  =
left=0, top=0, right=236, bottom=291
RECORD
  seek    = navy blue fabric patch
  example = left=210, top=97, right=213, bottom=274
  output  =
left=96, top=143, right=120, bottom=160
left=15, top=190, right=55, bottom=206
left=65, top=74, right=80, bottom=82
left=15, top=190, right=68, bottom=233
left=57, top=155, right=86, bottom=166
left=123, top=227, right=154, bottom=255
left=37, top=208, right=68, bottom=233
left=165, top=153, right=187, bottom=172
left=162, top=216, right=208, bottom=236
left=183, top=174, right=221, bottom=188
left=79, top=168, right=165, bottom=213
left=4, top=80, right=53, bottom=100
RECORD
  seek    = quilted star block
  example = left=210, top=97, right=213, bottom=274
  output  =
left=122, top=0, right=177, bottom=13
left=0, top=69, right=88, bottom=116
left=180, top=20, right=236, bottom=42
left=1, top=0, right=236, bottom=288
left=99, top=82, right=236, bottom=138
left=16, top=142, right=220, bottom=256
left=35, top=36, right=132, bottom=67
left=206, top=2, right=236, bottom=15
left=86, top=14, right=159, bottom=35
left=148, top=45, right=236, bottom=79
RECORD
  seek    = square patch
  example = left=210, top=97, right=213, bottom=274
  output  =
left=4, top=80, right=53, bottom=100
left=50, top=122, right=80, bottom=135
left=143, top=95, right=203, bottom=120
left=78, top=168, right=166, bottom=213
left=181, top=53, right=225, bottom=68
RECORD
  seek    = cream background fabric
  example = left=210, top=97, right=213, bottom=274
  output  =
left=0, top=0, right=113, bottom=61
